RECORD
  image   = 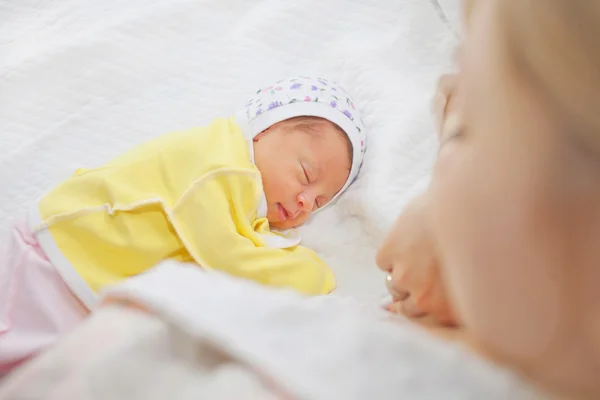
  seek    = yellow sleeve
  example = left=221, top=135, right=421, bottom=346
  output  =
left=170, top=170, right=336, bottom=295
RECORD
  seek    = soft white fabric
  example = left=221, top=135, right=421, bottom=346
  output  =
left=0, top=261, right=534, bottom=399
left=0, top=0, right=459, bottom=303
left=0, top=306, right=284, bottom=400
left=0, top=262, right=536, bottom=399
left=102, top=262, right=539, bottom=399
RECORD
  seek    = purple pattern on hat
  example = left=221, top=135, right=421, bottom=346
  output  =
left=268, top=101, right=282, bottom=110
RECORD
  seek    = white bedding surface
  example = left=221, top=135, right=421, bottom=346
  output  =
left=0, top=0, right=459, bottom=302
left=0, top=263, right=533, bottom=399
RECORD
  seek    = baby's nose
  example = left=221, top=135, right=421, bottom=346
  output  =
left=297, top=192, right=315, bottom=213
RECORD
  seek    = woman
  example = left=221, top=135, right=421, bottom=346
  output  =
left=1, top=0, right=599, bottom=398
left=380, top=1, right=600, bottom=398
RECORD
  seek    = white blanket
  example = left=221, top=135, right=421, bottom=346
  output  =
left=0, top=262, right=535, bottom=399
left=0, top=0, right=459, bottom=302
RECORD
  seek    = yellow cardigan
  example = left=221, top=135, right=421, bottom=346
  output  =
left=30, top=117, right=335, bottom=309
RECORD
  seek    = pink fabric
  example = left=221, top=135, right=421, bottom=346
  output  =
left=0, top=220, right=89, bottom=378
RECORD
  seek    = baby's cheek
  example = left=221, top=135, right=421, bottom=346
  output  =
left=292, top=212, right=311, bottom=227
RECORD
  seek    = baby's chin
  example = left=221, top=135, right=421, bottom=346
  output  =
left=269, top=218, right=300, bottom=230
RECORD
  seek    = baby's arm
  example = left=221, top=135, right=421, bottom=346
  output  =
left=170, top=171, right=335, bottom=295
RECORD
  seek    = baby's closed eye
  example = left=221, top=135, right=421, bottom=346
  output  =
left=301, top=163, right=311, bottom=184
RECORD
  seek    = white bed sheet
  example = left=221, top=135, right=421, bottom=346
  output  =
left=0, top=0, right=459, bottom=302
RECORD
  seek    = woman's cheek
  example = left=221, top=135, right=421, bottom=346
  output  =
left=429, top=142, right=494, bottom=323
left=431, top=142, right=475, bottom=262
left=432, top=135, right=569, bottom=365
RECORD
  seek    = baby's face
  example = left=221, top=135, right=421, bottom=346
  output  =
left=253, top=118, right=351, bottom=230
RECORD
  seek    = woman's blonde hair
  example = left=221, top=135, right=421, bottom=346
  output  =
left=497, top=1, right=600, bottom=150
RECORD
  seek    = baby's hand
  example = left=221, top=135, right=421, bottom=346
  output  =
left=376, top=192, right=458, bottom=326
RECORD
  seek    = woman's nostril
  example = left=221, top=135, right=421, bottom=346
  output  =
left=376, top=253, right=391, bottom=272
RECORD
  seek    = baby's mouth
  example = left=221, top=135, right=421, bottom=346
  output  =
left=277, top=203, right=289, bottom=221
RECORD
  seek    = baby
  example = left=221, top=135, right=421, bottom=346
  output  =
left=0, top=76, right=366, bottom=374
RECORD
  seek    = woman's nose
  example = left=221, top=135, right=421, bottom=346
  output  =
left=376, top=241, right=393, bottom=273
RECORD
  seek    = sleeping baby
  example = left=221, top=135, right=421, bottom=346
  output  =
left=0, top=76, right=366, bottom=375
